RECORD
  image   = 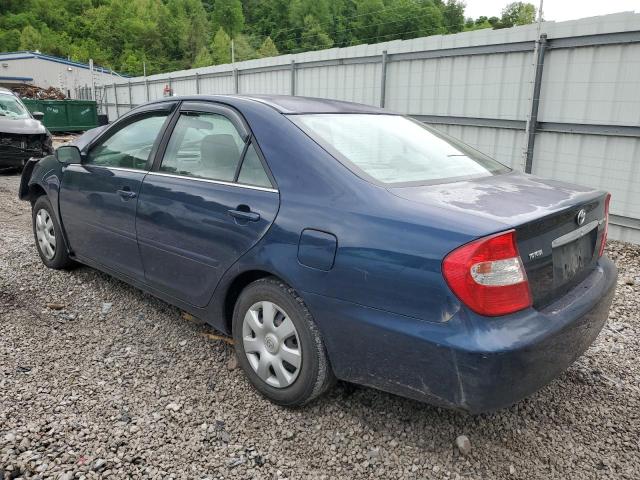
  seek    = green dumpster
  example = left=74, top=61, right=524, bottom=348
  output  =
left=22, top=99, right=99, bottom=132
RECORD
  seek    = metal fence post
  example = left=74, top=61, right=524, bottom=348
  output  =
left=196, top=72, right=200, bottom=94
left=145, top=78, right=149, bottom=101
left=168, top=77, right=173, bottom=95
left=524, top=34, right=548, bottom=174
left=113, top=83, right=119, bottom=118
left=233, top=68, right=239, bottom=94
left=291, top=60, right=296, bottom=96
left=380, top=50, right=388, bottom=108
left=128, top=80, right=133, bottom=111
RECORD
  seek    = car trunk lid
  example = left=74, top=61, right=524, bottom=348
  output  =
left=389, top=172, right=608, bottom=309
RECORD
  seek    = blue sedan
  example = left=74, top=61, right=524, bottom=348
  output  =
left=19, top=95, right=617, bottom=412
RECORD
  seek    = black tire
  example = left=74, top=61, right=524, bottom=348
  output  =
left=232, top=277, right=335, bottom=406
left=31, top=195, right=74, bottom=270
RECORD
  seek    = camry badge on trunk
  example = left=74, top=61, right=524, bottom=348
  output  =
left=528, top=249, right=543, bottom=260
left=576, top=209, right=586, bottom=226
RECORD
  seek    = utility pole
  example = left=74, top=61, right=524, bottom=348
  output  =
left=231, top=39, right=235, bottom=64
left=143, top=61, right=146, bottom=78
left=536, top=0, right=544, bottom=37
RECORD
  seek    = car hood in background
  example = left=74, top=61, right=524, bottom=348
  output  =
left=388, top=172, right=603, bottom=227
left=0, top=116, right=47, bottom=135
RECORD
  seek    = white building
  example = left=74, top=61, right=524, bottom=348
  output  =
left=0, top=51, right=126, bottom=98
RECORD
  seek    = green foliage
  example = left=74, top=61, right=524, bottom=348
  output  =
left=211, top=26, right=231, bottom=64
left=193, top=46, right=214, bottom=67
left=442, top=0, right=465, bottom=33
left=300, top=15, right=333, bottom=51
left=496, top=2, right=537, bottom=29
left=19, top=25, right=41, bottom=50
left=212, top=0, right=244, bottom=37
left=0, top=0, right=533, bottom=76
left=258, top=36, right=279, bottom=57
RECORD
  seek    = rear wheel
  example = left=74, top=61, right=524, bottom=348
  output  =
left=232, top=277, right=335, bottom=406
left=32, top=195, right=74, bottom=270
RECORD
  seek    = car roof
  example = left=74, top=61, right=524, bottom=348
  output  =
left=0, top=87, right=15, bottom=95
left=236, top=95, right=391, bottom=114
left=145, top=94, right=393, bottom=115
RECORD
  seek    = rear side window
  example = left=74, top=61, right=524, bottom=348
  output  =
left=293, top=114, right=509, bottom=186
left=238, top=144, right=272, bottom=188
left=87, top=113, right=168, bottom=169
left=160, top=112, right=244, bottom=182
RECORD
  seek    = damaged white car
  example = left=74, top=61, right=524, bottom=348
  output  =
left=0, top=87, right=53, bottom=172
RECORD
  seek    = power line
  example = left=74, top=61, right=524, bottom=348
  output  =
left=269, top=1, right=470, bottom=41
left=269, top=3, right=425, bottom=40
left=279, top=15, right=464, bottom=47
left=277, top=18, right=470, bottom=55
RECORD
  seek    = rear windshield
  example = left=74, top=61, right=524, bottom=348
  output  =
left=0, top=94, right=30, bottom=119
left=292, top=114, right=510, bottom=186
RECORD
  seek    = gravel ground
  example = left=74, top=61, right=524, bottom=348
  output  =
left=1, top=171, right=639, bottom=480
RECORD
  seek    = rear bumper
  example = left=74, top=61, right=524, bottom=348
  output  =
left=305, top=257, right=617, bottom=412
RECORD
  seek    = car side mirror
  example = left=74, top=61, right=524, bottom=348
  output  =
left=56, top=145, right=82, bottom=165
left=32, top=111, right=45, bottom=121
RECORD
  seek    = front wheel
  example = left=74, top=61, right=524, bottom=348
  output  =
left=232, top=277, right=335, bottom=406
left=32, top=195, right=74, bottom=270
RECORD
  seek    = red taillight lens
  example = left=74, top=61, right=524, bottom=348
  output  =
left=598, top=193, right=611, bottom=257
left=442, top=230, right=532, bottom=317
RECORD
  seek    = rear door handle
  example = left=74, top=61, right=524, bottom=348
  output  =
left=117, top=189, right=137, bottom=199
left=228, top=209, right=260, bottom=222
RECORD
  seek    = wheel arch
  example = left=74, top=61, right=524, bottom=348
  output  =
left=223, top=269, right=276, bottom=334
left=26, top=183, right=47, bottom=203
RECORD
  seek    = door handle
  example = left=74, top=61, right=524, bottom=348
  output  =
left=117, top=189, right=137, bottom=199
left=228, top=208, right=260, bottom=222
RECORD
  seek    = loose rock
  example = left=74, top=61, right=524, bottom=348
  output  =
left=455, top=435, right=471, bottom=455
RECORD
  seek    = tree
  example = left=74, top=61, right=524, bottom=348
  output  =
left=19, top=25, right=41, bottom=50
left=211, top=26, right=231, bottom=64
left=183, top=0, right=211, bottom=63
left=257, top=36, right=279, bottom=58
left=497, top=2, right=537, bottom=28
left=442, top=0, right=465, bottom=33
left=212, top=0, right=244, bottom=38
left=464, top=16, right=493, bottom=32
left=300, top=14, right=333, bottom=51
left=0, top=28, right=22, bottom=51
left=351, top=0, right=385, bottom=44
left=119, top=49, right=144, bottom=76
left=193, top=46, right=213, bottom=67
left=233, top=33, right=256, bottom=61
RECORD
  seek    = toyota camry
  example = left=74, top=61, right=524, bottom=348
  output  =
left=19, top=95, right=617, bottom=412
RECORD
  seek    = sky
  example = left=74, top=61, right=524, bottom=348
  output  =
left=464, top=0, right=639, bottom=22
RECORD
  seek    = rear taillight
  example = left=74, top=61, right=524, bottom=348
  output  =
left=442, top=230, right=532, bottom=317
left=598, top=193, right=611, bottom=257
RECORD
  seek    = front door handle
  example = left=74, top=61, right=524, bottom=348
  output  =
left=117, top=189, right=137, bottom=199
left=228, top=208, right=260, bottom=222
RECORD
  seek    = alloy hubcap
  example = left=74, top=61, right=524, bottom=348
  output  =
left=242, top=301, right=302, bottom=388
left=35, top=209, right=56, bottom=260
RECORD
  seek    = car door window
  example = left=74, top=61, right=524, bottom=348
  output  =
left=237, top=143, right=273, bottom=188
left=160, top=112, right=245, bottom=182
left=87, top=113, right=168, bottom=169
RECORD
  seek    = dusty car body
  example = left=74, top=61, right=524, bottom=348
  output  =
left=18, top=95, right=617, bottom=412
left=0, top=87, right=53, bottom=171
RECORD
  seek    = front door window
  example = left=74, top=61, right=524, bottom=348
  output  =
left=87, top=113, right=169, bottom=170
